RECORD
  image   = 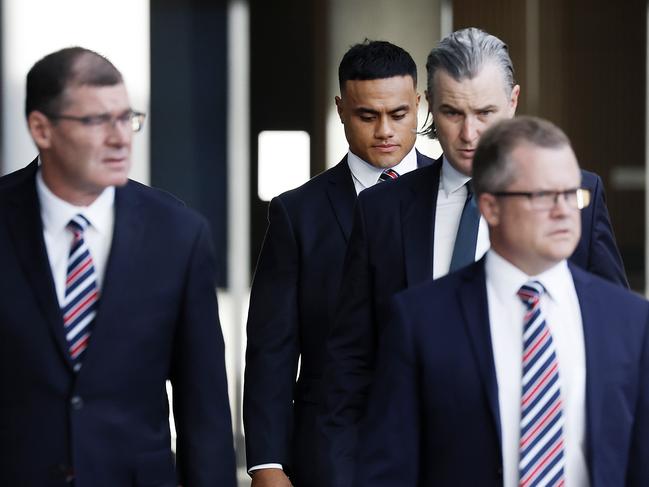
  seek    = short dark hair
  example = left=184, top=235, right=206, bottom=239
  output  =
left=423, top=28, right=515, bottom=138
left=25, top=46, right=123, bottom=118
left=472, top=116, right=572, bottom=195
left=338, top=39, right=417, bottom=92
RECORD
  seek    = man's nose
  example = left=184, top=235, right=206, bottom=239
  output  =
left=459, top=116, right=479, bottom=142
left=375, top=115, right=395, bottom=139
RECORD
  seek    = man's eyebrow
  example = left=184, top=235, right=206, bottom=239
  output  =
left=353, top=107, right=380, bottom=115
left=388, top=104, right=410, bottom=114
left=353, top=104, right=411, bottom=115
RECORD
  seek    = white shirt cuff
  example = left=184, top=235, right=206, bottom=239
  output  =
left=249, top=463, right=284, bottom=475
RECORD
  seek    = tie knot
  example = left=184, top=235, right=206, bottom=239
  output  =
left=517, top=281, right=545, bottom=308
left=67, top=214, right=91, bottom=234
left=379, top=168, right=399, bottom=182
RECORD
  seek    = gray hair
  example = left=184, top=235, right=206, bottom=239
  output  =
left=472, top=116, right=572, bottom=195
left=423, top=27, right=516, bottom=138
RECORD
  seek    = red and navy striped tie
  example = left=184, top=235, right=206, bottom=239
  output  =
left=517, top=281, right=565, bottom=487
left=61, top=214, right=99, bottom=368
left=378, top=168, right=399, bottom=182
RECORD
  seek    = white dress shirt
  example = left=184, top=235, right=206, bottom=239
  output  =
left=36, top=170, right=115, bottom=307
left=347, top=145, right=419, bottom=195
left=485, top=250, right=590, bottom=487
left=432, top=156, right=490, bottom=279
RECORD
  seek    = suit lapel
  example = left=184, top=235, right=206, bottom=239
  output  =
left=458, top=259, right=503, bottom=447
left=402, top=159, right=441, bottom=286
left=326, top=157, right=356, bottom=242
left=4, top=161, right=74, bottom=370
left=79, top=182, right=145, bottom=371
left=569, top=264, right=599, bottom=474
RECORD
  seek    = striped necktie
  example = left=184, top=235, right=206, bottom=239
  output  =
left=378, top=168, right=399, bottom=182
left=61, top=214, right=99, bottom=368
left=517, top=281, right=565, bottom=487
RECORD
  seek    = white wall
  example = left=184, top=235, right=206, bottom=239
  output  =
left=1, top=0, right=150, bottom=183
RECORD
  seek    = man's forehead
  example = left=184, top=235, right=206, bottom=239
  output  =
left=61, top=83, right=130, bottom=108
left=432, top=63, right=509, bottom=102
left=508, top=143, right=580, bottom=184
left=343, top=75, right=416, bottom=95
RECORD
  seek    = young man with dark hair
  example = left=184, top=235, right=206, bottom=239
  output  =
left=243, top=40, right=431, bottom=487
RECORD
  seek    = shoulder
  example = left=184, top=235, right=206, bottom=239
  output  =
left=270, top=159, right=352, bottom=217
left=415, top=150, right=437, bottom=168
left=279, top=159, right=349, bottom=200
left=0, top=160, right=38, bottom=195
left=571, top=263, right=647, bottom=310
left=580, top=169, right=602, bottom=191
left=120, top=179, right=208, bottom=230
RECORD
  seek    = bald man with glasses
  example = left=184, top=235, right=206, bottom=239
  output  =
left=355, top=116, right=649, bottom=487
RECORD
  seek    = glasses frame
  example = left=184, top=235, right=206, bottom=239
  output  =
left=491, top=187, right=591, bottom=210
left=44, top=109, right=146, bottom=133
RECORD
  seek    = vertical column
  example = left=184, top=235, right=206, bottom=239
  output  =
left=1, top=0, right=150, bottom=182
left=227, top=0, right=250, bottom=465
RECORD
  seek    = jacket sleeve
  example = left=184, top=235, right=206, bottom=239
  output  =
left=172, top=218, right=237, bottom=487
left=243, top=196, right=301, bottom=472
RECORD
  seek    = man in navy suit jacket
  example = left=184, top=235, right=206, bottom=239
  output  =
left=322, top=28, right=628, bottom=486
left=356, top=116, right=649, bottom=486
left=0, top=47, right=236, bottom=486
left=242, top=41, right=433, bottom=487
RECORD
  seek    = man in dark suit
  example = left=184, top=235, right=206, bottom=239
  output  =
left=0, top=47, right=236, bottom=486
left=355, top=116, right=649, bottom=486
left=322, top=28, right=628, bottom=486
left=243, top=41, right=433, bottom=487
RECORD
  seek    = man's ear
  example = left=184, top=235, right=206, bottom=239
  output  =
left=335, top=95, right=344, bottom=123
left=509, top=84, right=521, bottom=116
left=27, top=111, right=53, bottom=150
left=478, top=192, right=500, bottom=226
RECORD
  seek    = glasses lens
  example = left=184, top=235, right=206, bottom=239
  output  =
left=532, top=192, right=556, bottom=210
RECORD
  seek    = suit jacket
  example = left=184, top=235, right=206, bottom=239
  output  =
left=321, top=157, right=628, bottom=486
left=355, top=259, right=649, bottom=486
left=243, top=152, right=433, bottom=486
left=0, top=161, right=236, bottom=487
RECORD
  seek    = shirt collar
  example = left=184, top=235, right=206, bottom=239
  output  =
left=441, top=155, right=472, bottom=196
left=485, top=249, right=572, bottom=306
left=347, top=145, right=418, bottom=188
left=36, top=167, right=115, bottom=237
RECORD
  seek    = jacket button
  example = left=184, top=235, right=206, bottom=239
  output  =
left=70, top=396, right=84, bottom=410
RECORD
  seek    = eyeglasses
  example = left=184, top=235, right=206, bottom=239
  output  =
left=45, top=110, right=146, bottom=133
left=492, top=188, right=591, bottom=210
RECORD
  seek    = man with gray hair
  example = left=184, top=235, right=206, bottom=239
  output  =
left=321, top=28, right=627, bottom=486
left=355, top=116, right=648, bottom=486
